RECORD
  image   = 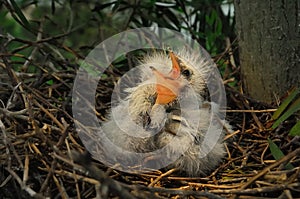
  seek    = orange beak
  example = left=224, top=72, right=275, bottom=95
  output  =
left=151, top=52, right=182, bottom=105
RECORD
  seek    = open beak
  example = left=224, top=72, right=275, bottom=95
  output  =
left=151, top=52, right=182, bottom=105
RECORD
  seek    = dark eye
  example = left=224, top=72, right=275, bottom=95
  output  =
left=182, top=69, right=191, bottom=78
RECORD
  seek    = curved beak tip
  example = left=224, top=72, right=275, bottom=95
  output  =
left=149, top=52, right=183, bottom=105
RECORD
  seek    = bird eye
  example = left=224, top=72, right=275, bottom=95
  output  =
left=182, top=69, right=191, bottom=78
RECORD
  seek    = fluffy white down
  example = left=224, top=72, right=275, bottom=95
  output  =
left=98, top=49, right=231, bottom=176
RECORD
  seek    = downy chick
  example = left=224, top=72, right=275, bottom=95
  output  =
left=100, top=50, right=231, bottom=176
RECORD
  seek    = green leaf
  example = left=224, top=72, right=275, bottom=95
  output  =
left=79, top=60, right=102, bottom=78
left=272, top=97, right=300, bottom=129
left=268, top=138, right=294, bottom=170
left=46, top=79, right=54, bottom=85
left=101, top=73, right=108, bottom=79
left=272, top=87, right=300, bottom=120
left=289, top=120, right=300, bottom=136
left=112, top=0, right=122, bottom=12
left=9, top=0, right=30, bottom=28
left=268, top=138, right=285, bottom=160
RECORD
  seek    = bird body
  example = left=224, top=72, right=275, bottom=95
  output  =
left=99, top=49, right=231, bottom=176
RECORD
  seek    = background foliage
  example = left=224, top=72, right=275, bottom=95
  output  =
left=1, top=0, right=235, bottom=59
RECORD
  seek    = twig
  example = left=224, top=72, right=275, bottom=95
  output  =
left=23, top=153, right=29, bottom=184
left=211, top=183, right=300, bottom=195
left=0, top=175, right=12, bottom=188
left=223, top=109, right=277, bottom=113
left=21, top=18, right=43, bottom=72
left=39, top=159, right=57, bottom=193
left=70, top=151, right=137, bottom=199
left=6, top=82, right=22, bottom=109
left=0, top=118, right=23, bottom=168
left=125, top=184, right=225, bottom=199
left=33, top=99, right=64, bottom=130
left=148, top=168, right=177, bottom=187
left=55, top=118, right=70, bottom=147
left=0, top=43, right=28, bottom=109
left=53, top=174, right=69, bottom=199
left=5, top=167, right=47, bottom=199
left=0, top=119, right=11, bottom=168
left=241, top=147, right=300, bottom=189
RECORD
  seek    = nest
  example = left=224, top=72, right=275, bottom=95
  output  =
left=0, top=44, right=299, bottom=199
